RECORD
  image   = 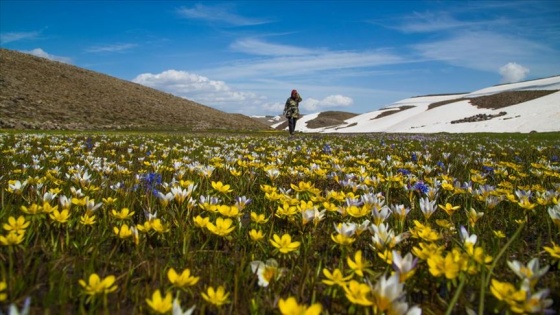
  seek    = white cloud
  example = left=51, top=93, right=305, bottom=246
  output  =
left=205, top=49, right=403, bottom=80
left=413, top=31, right=550, bottom=72
left=392, top=12, right=495, bottom=33
left=0, top=31, right=40, bottom=44
left=301, top=95, right=353, bottom=112
left=230, top=38, right=315, bottom=56
left=132, top=70, right=265, bottom=112
left=85, top=43, right=137, bottom=53
left=176, top=4, right=269, bottom=26
left=499, top=62, right=529, bottom=83
left=23, top=48, right=72, bottom=64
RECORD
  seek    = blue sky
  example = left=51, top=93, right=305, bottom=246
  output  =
left=1, top=1, right=559, bottom=116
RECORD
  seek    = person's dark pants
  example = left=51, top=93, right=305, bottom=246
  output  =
left=288, top=117, right=297, bottom=134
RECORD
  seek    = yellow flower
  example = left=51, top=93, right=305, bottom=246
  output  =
left=111, top=208, right=135, bottom=220
left=490, top=279, right=526, bottom=305
left=0, top=231, right=25, bottom=246
left=322, top=268, right=352, bottom=286
left=72, top=197, right=87, bottom=207
left=42, top=202, right=58, bottom=214
left=3, top=216, right=30, bottom=233
left=269, top=233, right=301, bottom=254
left=102, top=197, right=118, bottom=205
left=146, top=289, right=173, bottom=314
left=113, top=224, right=134, bottom=239
left=78, top=273, right=117, bottom=296
left=518, top=198, right=537, bottom=211
left=137, top=221, right=152, bottom=233
left=493, top=230, right=506, bottom=238
left=347, top=250, right=372, bottom=277
left=466, top=207, right=484, bottom=227
left=206, top=217, right=236, bottom=236
left=80, top=214, right=96, bottom=225
left=543, top=242, right=560, bottom=260
left=330, top=233, right=356, bottom=246
left=427, top=251, right=461, bottom=279
left=151, top=218, right=170, bottom=233
left=438, top=203, right=461, bottom=216
left=250, top=212, right=269, bottom=224
left=276, top=202, right=298, bottom=218
left=343, top=280, right=373, bottom=306
left=346, top=204, right=369, bottom=218
left=49, top=209, right=70, bottom=224
left=167, top=267, right=199, bottom=288
left=217, top=205, right=240, bottom=217
left=0, top=280, right=6, bottom=302
left=20, top=203, right=42, bottom=215
left=410, top=220, right=441, bottom=242
left=211, top=181, right=232, bottom=194
left=290, top=181, right=321, bottom=196
left=248, top=229, right=264, bottom=242
left=377, top=249, right=393, bottom=265
left=193, top=215, right=209, bottom=228
left=278, top=296, right=322, bottom=315
left=201, top=286, right=230, bottom=306
left=412, top=242, right=445, bottom=260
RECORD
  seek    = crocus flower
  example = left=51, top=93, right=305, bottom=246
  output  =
left=278, top=296, right=322, bottom=315
left=167, top=268, right=199, bottom=288
left=146, top=289, right=172, bottom=314
left=79, top=273, right=117, bottom=297
left=269, top=234, right=301, bottom=254
left=201, top=286, right=230, bottom=306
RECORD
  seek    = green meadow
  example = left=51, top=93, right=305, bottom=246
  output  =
left=1, top=131, right=559, bottom=314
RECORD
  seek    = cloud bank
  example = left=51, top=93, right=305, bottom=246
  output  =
left=499, top=62, right=529, bottom=83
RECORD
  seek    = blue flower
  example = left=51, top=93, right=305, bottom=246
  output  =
left=397, top=168, right=411, bottom=176
left=413, top=181, right=429, bottom=194
left=482, top=166, right=494, bottom=174
left=411, top=153, right=418, bottom=162
left=85, top=137, right=94, bottom=150
left=139, top=172, right=162, bottom=194
left=322, top=144, right=332, bottom=154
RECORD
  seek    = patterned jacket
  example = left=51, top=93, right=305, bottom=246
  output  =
left=283, top=94, right=302, bottom=118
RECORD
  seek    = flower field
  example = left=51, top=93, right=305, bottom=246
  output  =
left=1, top=131, right=559, bottom=314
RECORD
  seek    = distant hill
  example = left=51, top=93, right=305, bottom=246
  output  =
left=275, top=75, right=560, bottom=133
left=0, top=48, right=269, bottom=131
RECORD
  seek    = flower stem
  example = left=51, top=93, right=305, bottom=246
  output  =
left=445, top=273, right=466, bottom=315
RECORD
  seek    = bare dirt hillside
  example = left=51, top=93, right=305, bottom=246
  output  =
left=0, top=49, right=269, bottom=131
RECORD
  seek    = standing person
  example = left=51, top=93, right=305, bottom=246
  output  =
left=283, top=89, right=302, bottom=135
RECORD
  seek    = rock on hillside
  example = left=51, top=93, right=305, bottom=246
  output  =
left=0, top=48, right=269, bottom=131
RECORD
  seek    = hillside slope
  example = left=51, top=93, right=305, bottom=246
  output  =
left=284, top=76, right=560, bottom=133
left=0, top=49, right=269, bottom=131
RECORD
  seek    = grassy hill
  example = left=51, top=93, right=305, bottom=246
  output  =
left=0, top=48, right=269, bottom=131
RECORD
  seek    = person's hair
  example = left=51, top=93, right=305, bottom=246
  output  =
left=291, top=89, right=298, bottom=97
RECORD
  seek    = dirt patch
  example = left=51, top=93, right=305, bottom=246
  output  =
left=371, top=106, right=414, bottom=119
left=306, top=111, right=358, bottom=129
left=469, top=90, right=558, bottom=109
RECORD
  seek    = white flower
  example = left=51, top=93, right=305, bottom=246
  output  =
left=250, top=259, right=283, bottom=287
left=334, top=222, right=357, bottom=237
left=507, top=258, right=549, bottom=288
left=419, top=197, right=437, bottom=219
left=172, top=298, right=196, bottom=315
left=459, top=226, right=477, bottom=246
